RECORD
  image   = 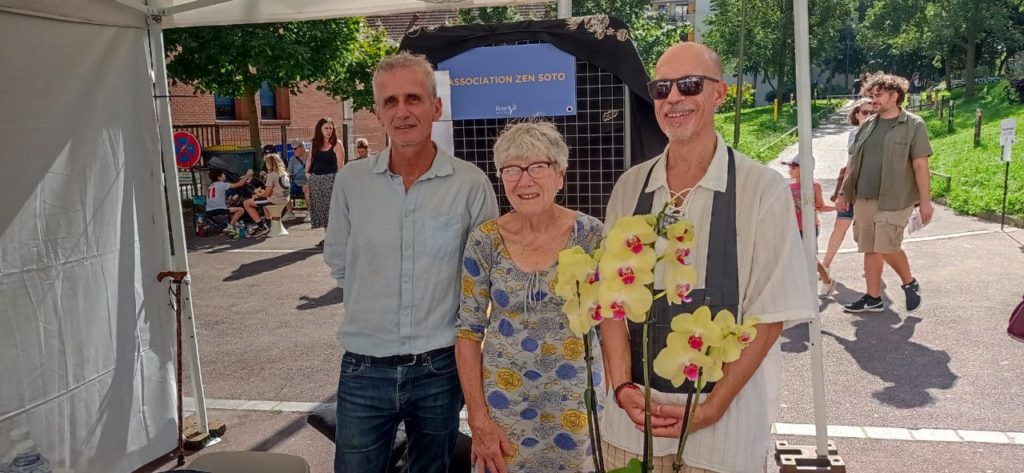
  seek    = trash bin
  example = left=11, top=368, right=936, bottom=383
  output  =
left=204, top=147, right=257, bottom=176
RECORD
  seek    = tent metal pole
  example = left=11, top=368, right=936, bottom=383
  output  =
left=792, top=0, right=829, bottom=458
left=557, top=0, right=571, bottom=18
left=148, top=17, right=211, bottom=436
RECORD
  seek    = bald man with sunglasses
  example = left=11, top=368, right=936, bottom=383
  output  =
left=600, top=43, right=817, bottom=472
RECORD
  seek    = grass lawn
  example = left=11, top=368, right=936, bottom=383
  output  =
left=714, top=99, right=842, bottom=163
left=916, top=82, right=1024, bottom=219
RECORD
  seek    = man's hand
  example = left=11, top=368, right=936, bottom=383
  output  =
left=619, top=387, right=678, bottom=429
left=641, top=400, right=725, bottom=438
left=835, top=196, right=849, bottom=212
left=469, top=415, right=514, bottom=473
left=918, top=201, right=934, bottom=225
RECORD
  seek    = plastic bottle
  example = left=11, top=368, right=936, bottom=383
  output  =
left=238, top=223, right=246, bottom=239
left=7, top=439, right=51, bottom=473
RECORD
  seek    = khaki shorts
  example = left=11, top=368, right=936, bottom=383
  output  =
left=852, top=199, right=914, bottom=253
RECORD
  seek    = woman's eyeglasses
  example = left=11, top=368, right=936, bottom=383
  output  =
left=647, top=75, right=721, bottom=100
left=498, top=162, right=555, bottom=180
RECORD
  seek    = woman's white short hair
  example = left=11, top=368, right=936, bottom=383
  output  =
left=493, top=121, right=569, bottom=171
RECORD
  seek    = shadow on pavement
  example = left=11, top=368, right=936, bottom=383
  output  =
left=223, top=251, right=319, bottom=282
left=822, top=312, right=958, bottom=409
left=297, top=287, right=344, bottom=310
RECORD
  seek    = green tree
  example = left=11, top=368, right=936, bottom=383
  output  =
left=455, top=6, right=523, bottom=24
left=164, top=19, right=389, bottom=150
left=860, top=0, right=1018, bottom=97
left=704, top=0, right=854, bottom=98
left=572, top=0, right=688, bottom=75
left=317, top=24, right=397, bottom=112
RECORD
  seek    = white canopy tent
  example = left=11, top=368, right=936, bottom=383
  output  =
left=0, top=0, right=828, bottom=471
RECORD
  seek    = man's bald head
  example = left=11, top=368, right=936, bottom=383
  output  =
left=654, top=43, right=725, bottom=81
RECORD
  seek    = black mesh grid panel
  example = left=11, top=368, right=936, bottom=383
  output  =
left=452, top=47, right=627, bottom=221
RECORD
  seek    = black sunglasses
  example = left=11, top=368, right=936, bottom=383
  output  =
left=647, top=75, right=722, bottom=100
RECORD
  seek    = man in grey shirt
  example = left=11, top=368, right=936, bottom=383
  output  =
left=324, top=53, right=499, bottom=473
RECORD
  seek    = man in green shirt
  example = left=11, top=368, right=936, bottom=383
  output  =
left=837, top=74, right=934, bottom=313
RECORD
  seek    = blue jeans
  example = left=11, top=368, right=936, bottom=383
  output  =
left=334, top=347, right=462, bottom=473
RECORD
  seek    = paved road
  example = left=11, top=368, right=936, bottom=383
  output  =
left=140, top=108, right=1024, bottom=472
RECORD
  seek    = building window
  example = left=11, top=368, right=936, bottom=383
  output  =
left=214, top=94, right=235, bottom=120
left=657, top=4, right=668, bottom=14
left=259, top=82, right=277, bottom=120
left=674, top=4, right=684, bottom=19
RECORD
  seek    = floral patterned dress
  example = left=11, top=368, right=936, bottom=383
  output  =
left=457, top=212, right=605, bottom=473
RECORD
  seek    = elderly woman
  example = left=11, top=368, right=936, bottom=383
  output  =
left=456, top=122, right=616, bottom=473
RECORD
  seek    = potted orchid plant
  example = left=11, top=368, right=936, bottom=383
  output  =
left=556, top=206, right=760, bottom=473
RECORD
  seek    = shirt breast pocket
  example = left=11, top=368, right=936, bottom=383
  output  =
left=424, top=213, right=466, bottom=259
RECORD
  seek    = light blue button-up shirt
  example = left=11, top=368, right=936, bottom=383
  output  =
left=324, top=144, right=499, bottom=357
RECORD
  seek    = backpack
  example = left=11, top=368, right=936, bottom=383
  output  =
left=1009, top=295, right=1024, bottom=341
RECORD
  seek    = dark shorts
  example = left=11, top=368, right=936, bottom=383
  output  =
left=837, top=206, right=854, bottom=219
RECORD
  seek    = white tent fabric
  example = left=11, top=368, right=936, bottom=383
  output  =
left=0, top=7, right=178, bottom=472
left=159, top=0, right=552, bottom=28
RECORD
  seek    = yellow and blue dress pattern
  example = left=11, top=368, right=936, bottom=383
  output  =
left=457, top=212, right=605, bottom=473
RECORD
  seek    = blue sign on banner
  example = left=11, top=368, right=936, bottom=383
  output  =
left=438, top=43, right=577, bottom=120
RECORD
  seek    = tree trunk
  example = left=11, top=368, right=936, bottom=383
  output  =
left=944, top=52, right=953, bottom=92
left=245, top=87, right=262, bottom=152
left=964, top=26, right=978, bottom=98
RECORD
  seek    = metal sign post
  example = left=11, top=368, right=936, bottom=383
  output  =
left=1000, top=118, right=1016, bottom=231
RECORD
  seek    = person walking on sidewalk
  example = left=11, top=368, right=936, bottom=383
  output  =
left=820, top=98, right=876, bottom=296
left=324, top=52, right=499, bottom=473
left=836, top=74, right=933, bottom=313
left=782, top=155, right=835, bottom=297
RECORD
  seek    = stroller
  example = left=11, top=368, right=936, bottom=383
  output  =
left=193, top=166, right=265, bottom=237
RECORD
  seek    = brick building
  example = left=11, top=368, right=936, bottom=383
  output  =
left=169, top=4, right=551, bottom=159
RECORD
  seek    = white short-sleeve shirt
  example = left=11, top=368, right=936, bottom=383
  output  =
left=600, top=134, right=817, bottom=473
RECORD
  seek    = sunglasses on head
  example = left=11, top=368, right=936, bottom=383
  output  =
left=647, top=75, right=722, bottom=100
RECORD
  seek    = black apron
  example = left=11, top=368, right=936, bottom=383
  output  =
left=627, top=148, right=740, bottom=394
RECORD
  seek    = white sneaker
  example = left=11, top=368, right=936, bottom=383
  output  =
left=221, top=223, right=235, bottom=234
left=283, top=211, right=295, bottom=221
left=819, top=278, right=837, bottom=299
left=818, top=266, right=836, bottom=299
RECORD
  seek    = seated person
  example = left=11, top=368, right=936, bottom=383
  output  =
left=243, top=153, right=290, bottom=237
left=284, top=139, right=308, bottom=220
left=206, top=168, right=248, bottom=233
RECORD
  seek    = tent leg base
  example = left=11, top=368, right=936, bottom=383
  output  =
left=775, top=440, right=845, bottom=472
left=184, top=415, right=227, bottom=451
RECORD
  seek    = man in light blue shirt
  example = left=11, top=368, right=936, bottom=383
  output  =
left=324, top=52, right=498, bottom=473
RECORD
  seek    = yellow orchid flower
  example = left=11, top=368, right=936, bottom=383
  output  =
left=599, top=249, right=656, bottom=287
left=669, top=306, right=724, bottom=352
left=598, top=279, right=652, bottom=323
left=653, top=332, right=712, bottom=387
left=666, top=240, right=695, bottom=266
left=555, top=246, right=598, bottom=299
left=709, top=311, right=761, bottom=363
left=664, top=262, right=698, bottom=305
left=604, top=215, right=658, bottom=257
left=563, top=282, right=603, bottom=337
left=665, top=219, right=695, bottom=244
left=701, top=357, right=725, bottom=383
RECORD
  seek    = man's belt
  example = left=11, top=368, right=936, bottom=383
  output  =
left=345, top=346, right=453, bottom=367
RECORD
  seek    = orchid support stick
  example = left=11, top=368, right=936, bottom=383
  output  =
left=641, top=319, right=654, bottom=472
left=583, top=332, right=605, bottom=473
left=671, top=390, right=697, bottom=472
